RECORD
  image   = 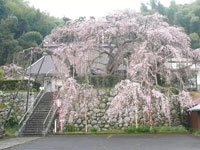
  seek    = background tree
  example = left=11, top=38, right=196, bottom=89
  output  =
left=18, top=31, right=43, bottom=49
left=0, top=16, right=20, bottom=65
left=0, top=0, right=9, bottom=20
left=0, top=0, right=65, bottom=65
left=140, top=0, right=200, bottom=49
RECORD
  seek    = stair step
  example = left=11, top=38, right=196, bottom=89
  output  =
left=22, top=133, right=43, bottom=136
left=23, top=130, right=43, bottom=132
left=26, top=121, right=44, bottom=124
left=19, top=92, right=54, bottom=136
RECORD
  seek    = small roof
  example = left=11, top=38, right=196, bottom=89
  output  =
left=26, top=55, right=57, bottom=76
left=188, top=104, right=200, bottom=111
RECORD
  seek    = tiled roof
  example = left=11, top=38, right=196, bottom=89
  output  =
left=26, top=55, right=57, bottom=76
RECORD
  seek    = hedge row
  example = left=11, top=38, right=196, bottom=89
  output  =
left=0, top=80, right=41, bottom=91
left=75, top=75, right=126, bottom=88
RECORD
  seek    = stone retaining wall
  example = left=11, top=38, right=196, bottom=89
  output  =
left=0, top=91, right=36, bottom=128
left=66, top=88, right=188, bottom=131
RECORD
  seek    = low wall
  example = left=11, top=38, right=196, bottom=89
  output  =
left=0, top=91, right=36, bottom=129
left=66, top=88, right=188, bottom=131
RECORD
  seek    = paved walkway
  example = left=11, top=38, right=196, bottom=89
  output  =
left=4, top=134, right=200, bottom=150
left=0, top=137, right=40, bottom=150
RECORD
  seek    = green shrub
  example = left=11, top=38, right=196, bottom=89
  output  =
left=194, top=130, right=200, bottom=136
left=124, top=125, right=137, bottom=133
left=6, top=114, right=18, bottom=128
left=159, top=126, right=187, bottom=133
left=124, top=128, right=136, bottom=133
left=31, top=88, right=37, bottom=92
left=75, top=75, right=125, bottom=88
left=0, top=80, right=40, bottom=91
left=136, top=125, right=150, bottom=133
left=90, top=128, right=98, bottom=133
left=150, top=127, right=159, bottom=133
left=5, top=127, right=17, bottom=137
left=124, top=125, right=151, bottom=133
left=64, top=124, right=75, bottom=132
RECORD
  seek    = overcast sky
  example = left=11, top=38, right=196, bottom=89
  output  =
left=28, top=0, right=194, bottom=19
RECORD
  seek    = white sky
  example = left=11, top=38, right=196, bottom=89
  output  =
left=27, top=0, right=194, bottom=19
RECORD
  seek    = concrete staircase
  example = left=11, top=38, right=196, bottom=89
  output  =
left=19, top=92, right=54, bottom=136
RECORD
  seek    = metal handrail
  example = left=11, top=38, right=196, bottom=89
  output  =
left=43, top=105, right=58, bottom=136
left=42, top=91, right=60, bottom=135
left=43, top=102, right=56, bottom=127
left=18, top=89, right=44, bottom=126
left=17, top=90, right=45, bottom=136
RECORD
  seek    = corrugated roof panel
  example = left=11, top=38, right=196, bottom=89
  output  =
left=188, top=104, right=200, bottom=111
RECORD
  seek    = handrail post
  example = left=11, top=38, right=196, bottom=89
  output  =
left=17, top=90, right=45, bottom=136
left=42, top=90, right=60, bottom=136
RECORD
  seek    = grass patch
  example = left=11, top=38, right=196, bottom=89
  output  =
left=61, top=125, right=188, bottom=135
left=123, top=125, right=187, bottom=134
left=124, top=127, right=136, bottom=133
left=5, top=127, right=17, bottom=137
left=193, top=130, right=200, bottom=136
left=0, top=127, right=18, bottom=140
left=97, top=130, right=124, bottom=134
left=124, top=125, right=150, bottom=133
left=158, top=126, right=187, bottom=133
left=189, top=129, right=200, bottom=136
left=90, top=128, right=98, bottom=133
left=64, top=124, right=76, bottom=132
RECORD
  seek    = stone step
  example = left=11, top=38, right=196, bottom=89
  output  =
left=23, top=128, right=43, bottom=131
left=26, top=121, right=45, bottom=124
left=23, top=129, right=43, bottom=132
left=21, top=133, right=43, bottom=136
left=20, top=92, right=54, bottom=136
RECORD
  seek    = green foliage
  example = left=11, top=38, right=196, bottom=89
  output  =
left=124, top=127, right=136, bottom=133
left=0, top=16, right=21, bottom=65
left=5, top=127, right=17, bottom=138
left=0, top=0, right=65, bottom=65
left=90, top=128, right=98, bottom=133
left=19, top=31, right=43, bottom=49
left=193, top=130, right=200, bottom=136
left=62, top=126, right=188, bottom=134
left=0, top=0, right=9, bottom=20
left=136, top=126, right=150, bottom=133
left=6, top=114, right=18, bottom=128
left=150, top=127, right=158, bottom=133
left=0, top=67, right=4, bottom=80
left=140, top=0, right=200, bottom=49
left=159, top=126, right=187, bottom=133
left=75, top=75, right=125, bottom=88
left=0, top=80, right=41, bottom=91
left=124, top=125, right=187, bottom=134
left=189, top=32, right=200, bottom=49
left=64, top=124, right=76, bottom=132
left=31, top=88, right=37, bottom=92
left=124, top=125, right=150, bottom=133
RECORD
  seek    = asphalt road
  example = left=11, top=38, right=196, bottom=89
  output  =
left=6, top=134, right=200, bottom=150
